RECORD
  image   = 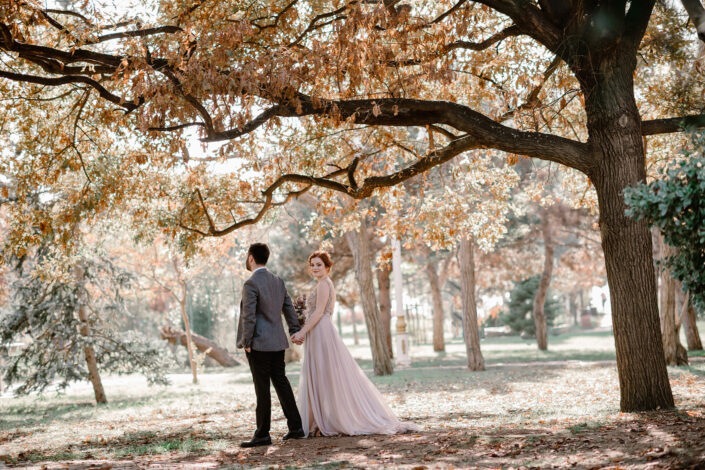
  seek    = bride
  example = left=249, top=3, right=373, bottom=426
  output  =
left=291, top=250, right=419, bottom=437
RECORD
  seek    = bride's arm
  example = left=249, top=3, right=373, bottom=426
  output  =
left=299, top=281, right=331, bottom=336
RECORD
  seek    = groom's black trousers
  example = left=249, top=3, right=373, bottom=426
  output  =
left=246, top=349, right=302, bottom=438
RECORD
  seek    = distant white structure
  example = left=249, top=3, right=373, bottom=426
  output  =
left=392, top=239, right=410, bottom=367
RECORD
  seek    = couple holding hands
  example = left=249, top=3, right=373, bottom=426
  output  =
left=236, top=243, right=418, bottom=447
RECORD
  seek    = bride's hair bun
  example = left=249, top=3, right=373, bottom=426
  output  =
left=308, top=250, right=333, bottom=269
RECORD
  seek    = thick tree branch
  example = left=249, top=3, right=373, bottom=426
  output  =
left=641, top=114, right=705, bottom=135
left=469, top=0, right=562, bottom=50
left=205, top=94, right=591, bottom=173
left=624, top=0, right=656, bottom=50
left=681, top=0, right=705, bottom=42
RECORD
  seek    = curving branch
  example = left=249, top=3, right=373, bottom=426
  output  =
left=0, top=70, right=141, bottom=112
left=253, top=0, right=300, bottom=31
left=288, top=3, right=350, bottom=46
left=431, top=0, right=469, bottom=24
left=182, top=134, right=479, bottom=237
left=92, top=26, right=183, bottom=44
left=202, top=106, right=281, bottom=142
left=445, top=24, right=522, bottom=52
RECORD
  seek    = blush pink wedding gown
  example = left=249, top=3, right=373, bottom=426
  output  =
left=297, top=277, right=419, bottom=437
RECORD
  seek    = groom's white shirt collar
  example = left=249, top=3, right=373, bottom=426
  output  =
left=253, top=266, right=267, bottom=273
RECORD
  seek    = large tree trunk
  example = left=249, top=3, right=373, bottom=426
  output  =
left=74, top=265, right=107, bottom=405
left=345, top=220, right=394, bottom=376
left=160, top=325, right=244, bottom=366
left=580, top=61, right=674, bottom=411
left=425, top=259, right=446, bottom=352
left=458, top=238, right=485, bottom=371
left=532, top=209, right=554, bottom=351
left=376, top=264, right=393, bottom=357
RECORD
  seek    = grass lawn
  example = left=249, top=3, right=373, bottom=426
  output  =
left=2, top=328, right=705, bottom=469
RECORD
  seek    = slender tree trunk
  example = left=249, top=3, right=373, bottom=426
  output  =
left=376, top=265, right=393, bottom=357
left=532, top=209, right=554, bottom=351
left=425, top=260, right=446, bottom=352
left=74, top=265, right=107, bottom=405
left=179, top=285, right=198, bottom=384
left=569, top=292, right=578, bottom=326
left=683, top=302, right=704, bottom=351
left=350, top=306, right=359, bottom=345
left=346, top=220, right=394, bottom=375
left=458, top=238, right=485, bottom=371
left=337, top=307, right=343, bottom=337
left=581, top=62, right=674, bottom=411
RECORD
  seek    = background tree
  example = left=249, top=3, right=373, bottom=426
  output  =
left=0, top=244, right=166, bottom=403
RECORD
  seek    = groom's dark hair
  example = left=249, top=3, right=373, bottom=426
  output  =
left=248, top=243, right=270, bottom=265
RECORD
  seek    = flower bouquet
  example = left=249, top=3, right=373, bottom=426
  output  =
left=294, top=294, right=307, bottom=326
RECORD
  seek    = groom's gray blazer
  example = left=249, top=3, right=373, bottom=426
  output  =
left=236, top=267, right=300, bottom=352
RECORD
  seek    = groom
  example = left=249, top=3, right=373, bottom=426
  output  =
left=236, top=243, right=305, bottom=447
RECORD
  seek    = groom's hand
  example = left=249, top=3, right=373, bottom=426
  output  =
left=245, top=347, right=251, bottom=353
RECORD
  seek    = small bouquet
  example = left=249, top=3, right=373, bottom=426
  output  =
left=294, top=294, right=307, bottom=326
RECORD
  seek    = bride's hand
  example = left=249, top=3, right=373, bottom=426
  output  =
left=291, top=331, right=305, bottom=344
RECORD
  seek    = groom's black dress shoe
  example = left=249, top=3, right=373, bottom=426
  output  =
left=282, top=429, right=305, bottom=440
left=240, top=436, right=272, bottom=448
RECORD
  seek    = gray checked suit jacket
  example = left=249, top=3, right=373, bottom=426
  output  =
left=236, top=268, right=301, bottom=351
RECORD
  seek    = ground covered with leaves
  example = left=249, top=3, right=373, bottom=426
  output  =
left=2, top=330, right=705, bottom=469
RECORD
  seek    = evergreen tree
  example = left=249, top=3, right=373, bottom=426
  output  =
left=501, top=276, right=561, bottom=337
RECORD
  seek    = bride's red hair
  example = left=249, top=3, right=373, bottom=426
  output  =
left=308, top=250, right=333, bottom=271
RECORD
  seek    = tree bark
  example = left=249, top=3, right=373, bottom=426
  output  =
left=581, top=61, right=674, bottom=411
left=654, top=234, right=688, bottom=366
left=376, top=264, right=393, bottom=357
left=532, top=209, right=554, bottom=351
left=569, top=292, right=578, bottom=326
left=425, top=259, right=446, bottom=352
left=345, top=220, right=394, bottom=375
left=77, top=303, right=107, bottom=404
left=458, top=238, right=485, bottom=371
left=350, top=306, right=360, bottom=345
left=74, top=265, right=107, bottom=405
left=683, top=302, right=704, bottom=351
left=160, top=325, right=243, bottom=366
